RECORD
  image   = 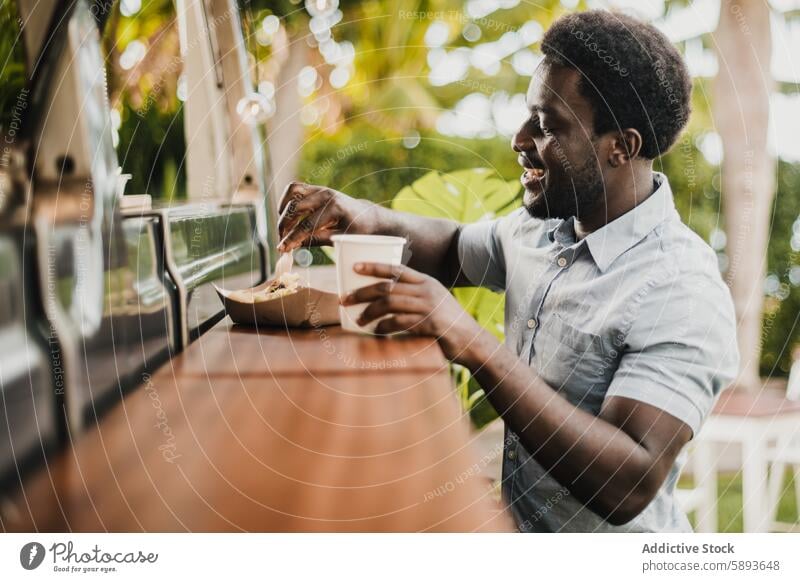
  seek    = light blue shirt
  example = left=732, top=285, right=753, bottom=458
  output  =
left=458, top=172, right=739, bottom=532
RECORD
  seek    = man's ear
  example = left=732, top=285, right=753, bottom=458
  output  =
left=608, top=128, right=643, bottom=167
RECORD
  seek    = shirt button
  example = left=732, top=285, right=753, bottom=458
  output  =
left=557, top=257, right=568, bottom=268
left=507, top=449, right=517, bottom=461
left=527, top=318, right=537, bottom=330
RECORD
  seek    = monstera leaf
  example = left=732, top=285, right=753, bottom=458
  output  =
left=392, top=168, right=521, bottom=428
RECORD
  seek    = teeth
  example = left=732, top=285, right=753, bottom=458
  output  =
left=527, top=168, right=545, bottom=179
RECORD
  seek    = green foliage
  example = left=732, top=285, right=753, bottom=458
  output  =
left=390, top=167, right=522, bottom=428
left=392, top=166, right=519, bottom=221
left=681, top=471, right=799, bottom=533
left=0, top=2, right=26, bottom=132
left=297, top=124, right=522, bottom=206
left=658, top=134, right=723, bottom=251
left=116, top=98, right=187, bottom=200
left=321, top=0, right=571, bottom=133
left=762, top=162, right=800, bottom=376
left=101, top=0, right=188, bottom=200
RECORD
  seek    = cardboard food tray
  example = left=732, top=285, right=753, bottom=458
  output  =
left=214, top=274, right=340, bottom=328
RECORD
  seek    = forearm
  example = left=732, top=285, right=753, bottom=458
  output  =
left=462, top=328, right=660, bottom=523
left=367, top=204, right=469, bottom=286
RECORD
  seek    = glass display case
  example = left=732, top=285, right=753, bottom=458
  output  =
left=1, top=0, right=275, bottom=487
left=0, top=1, right=57, bottom=487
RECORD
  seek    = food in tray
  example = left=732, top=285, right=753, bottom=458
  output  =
left=215, top=269, right=340, bottom=327
left=229, top=272, right=301, bottom=303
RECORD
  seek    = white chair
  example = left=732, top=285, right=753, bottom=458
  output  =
left=676, top=441, right=719, bottom=532
left=765, top=360, right=800, bottom=531
left=689, top=388, right=800, bottom=532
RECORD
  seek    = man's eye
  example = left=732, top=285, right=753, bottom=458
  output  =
left=530, top=115, right=552, bottom=135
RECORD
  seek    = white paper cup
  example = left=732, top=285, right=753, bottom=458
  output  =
left=331, top=234, right=407, bottom=334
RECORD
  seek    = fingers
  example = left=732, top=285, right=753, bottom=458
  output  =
left=279, top=206, right=337, bottom=251
left=357, top=294, right=428, bottom=326
left=353, top=262, right=426, bottom=284
left=278, top=189, right=332, bottom=233
left=278, top=182, right=314, bottom=214
left=341, top=281, right=419, bottom=306
left=375, top=314, right=426, bottom=336
left=278, top=185, right=336, bottom=247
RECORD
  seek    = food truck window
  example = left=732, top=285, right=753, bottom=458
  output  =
left=102, top=0, right=187, bottom=200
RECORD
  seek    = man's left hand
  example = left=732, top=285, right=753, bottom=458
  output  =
left=340, top=262, right=484, bottom=365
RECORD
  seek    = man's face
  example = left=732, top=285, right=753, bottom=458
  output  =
left=513, top=62, right=607, bottom=221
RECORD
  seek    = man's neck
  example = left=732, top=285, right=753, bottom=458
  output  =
left=574, top=166, right=656, bottom=240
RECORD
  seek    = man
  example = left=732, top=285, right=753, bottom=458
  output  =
left=277, top=10, right=739, bottom=532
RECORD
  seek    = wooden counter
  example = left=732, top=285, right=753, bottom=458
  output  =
left=2, top=270, right=512, bottom=532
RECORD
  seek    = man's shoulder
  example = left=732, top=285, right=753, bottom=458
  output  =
left=634, top=218, right=735, bottom=322
left=614, top=216, right=732, bottom=308
left=496, top=206, right=547, bottom=228
left=495, top=207, right=555, bottom=242
left=657, top=218, right=724, bottom=282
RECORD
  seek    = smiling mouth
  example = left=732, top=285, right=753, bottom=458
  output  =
left=519, top=154, right=546, bottom=191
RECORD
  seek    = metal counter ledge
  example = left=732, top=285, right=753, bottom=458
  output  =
left=1, top=267, right=512, bottom=532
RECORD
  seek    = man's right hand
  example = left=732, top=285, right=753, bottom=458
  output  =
left=277, top=180, right=465, bottom=287
left=277, top=182, right=378, bottom=252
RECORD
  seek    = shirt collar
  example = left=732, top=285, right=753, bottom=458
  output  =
left=546, top=172, right=678, bottom=273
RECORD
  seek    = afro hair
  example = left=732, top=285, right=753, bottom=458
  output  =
left=541, top=10, right=692, bottom=159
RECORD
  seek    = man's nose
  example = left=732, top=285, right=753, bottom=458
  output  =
left=512, top=124, right=534, bottom=153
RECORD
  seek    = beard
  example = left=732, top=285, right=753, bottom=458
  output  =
left=523, top=153, right=606, bottom=221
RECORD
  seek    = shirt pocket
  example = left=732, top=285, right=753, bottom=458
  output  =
left=535, top=314, right=615, bottom=413
left=553, top=314, right=606, bottom=356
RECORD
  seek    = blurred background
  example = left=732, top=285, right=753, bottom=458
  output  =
left=89, top=0, right=800, bottom=392
left=4, top=0, right=800, bottom=531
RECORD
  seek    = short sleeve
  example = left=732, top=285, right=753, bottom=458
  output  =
left=457, top=211, right=521, bottom=292
left=604, top=273, right=740, bottom=437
